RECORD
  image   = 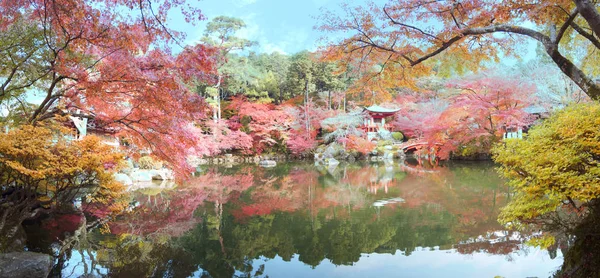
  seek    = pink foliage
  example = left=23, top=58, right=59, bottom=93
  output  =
left=285, top=102, right=337, bottom=154
left=188, top=121, right=253, bottom=157
left=64, top=47, right=216, bottom=179
left=229, top=97, right=293, bottom=153
left=287, top=130, right=317, bottom=155
left=393, top=99, right=448, bottom=139
left=391, top=75, right=536, bottom=159
left=427, top=76, right=537, bottom=158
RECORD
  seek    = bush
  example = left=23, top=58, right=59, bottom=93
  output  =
left=138, top=156, right=163, bottom=169
left=392, top=132, right=404, bottom=141
left=377, top=140, right=392, bottom=147
left=347, top=135, right=376, bottom=155
left=493, top=102, right=600, bottom=246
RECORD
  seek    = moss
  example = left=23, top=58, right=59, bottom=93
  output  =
left=391, top=132, right=404, bottom=141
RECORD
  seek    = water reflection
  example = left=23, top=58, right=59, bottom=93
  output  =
left=25, top=161, right=562, bottom=277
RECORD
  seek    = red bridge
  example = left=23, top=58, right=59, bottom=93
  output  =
left=394, top=139, right=442, bottom=153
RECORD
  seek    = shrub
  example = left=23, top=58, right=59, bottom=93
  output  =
left=138, top=156, right=163, bottom=169
left=392, top=132, right=404, bottom=141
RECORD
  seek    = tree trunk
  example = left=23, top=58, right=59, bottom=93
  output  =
left=279, top=86, right=283, bottom=104
left=573, top=0, right=600, bottom=37
left=545, top=44, right=600, bottom=100
left=214, top=75, right=222, bottom=123
left=304, top=79, right=310, bottom=137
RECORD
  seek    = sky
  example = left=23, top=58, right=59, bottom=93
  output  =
left=172, top=0, right=371, bottom=54
left=169, top=0, right=537, bottom=60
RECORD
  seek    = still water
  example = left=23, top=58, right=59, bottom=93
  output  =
left=25, top=161, right=562, bottom=277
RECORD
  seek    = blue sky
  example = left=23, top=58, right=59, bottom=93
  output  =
left=173, top=0, right=371, bottom=54
left=170, top=0, right=537, bottom=60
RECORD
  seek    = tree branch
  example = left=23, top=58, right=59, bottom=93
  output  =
left=573, top=0, right=600, bottom=37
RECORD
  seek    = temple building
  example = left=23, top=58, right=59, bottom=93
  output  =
left=363, top=105, right=400, bottom=141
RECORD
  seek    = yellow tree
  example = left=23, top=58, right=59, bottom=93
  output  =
left=0, top=124, right=126, bottom=251
left=493, top=102, right=600, bottom=246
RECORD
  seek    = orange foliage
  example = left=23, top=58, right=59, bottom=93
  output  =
left=346, top=135, right=375, bottom=155
left=0, top=125, right=128, bottom=220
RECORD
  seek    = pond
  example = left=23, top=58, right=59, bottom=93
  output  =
left=23, top=160, right=563, bottom=277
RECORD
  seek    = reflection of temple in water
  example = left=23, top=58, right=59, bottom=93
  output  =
left=367, top=162, right=396, bottom=194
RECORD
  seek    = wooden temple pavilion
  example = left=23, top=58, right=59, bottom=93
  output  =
left=363, top=105, right=400, bottom=140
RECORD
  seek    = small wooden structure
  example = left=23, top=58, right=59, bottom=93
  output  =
left=66, top=111, right=119, bottom=146
left=363, top=105, right=399, bottom=140
left=502, top=105, right=549, bottom=140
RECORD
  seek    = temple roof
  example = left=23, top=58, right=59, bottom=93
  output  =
left=364, top=105, right=400, bottom=114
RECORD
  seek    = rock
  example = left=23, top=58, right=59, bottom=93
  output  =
left=79, top=274, right=101, bottom=278
left=114, top=173, right=133, bottom=186
left=0, top=252, right=53, bottom=278
left=323, top=158, right=340, bottom=166
left=121, top=159, right=134, bottom=174
left=396, top=151, right=406, bottom=159
left=377, top=129, right=393, bottom=140
left=130, top=169, right=153, bottom=182
left=383, top=151, right=394, bottom=160
left=324, top=145, right=338, bottom=158
left=314, top=152, right=325, bottom=161
left=259, top=160, right=277, bottom=167
left=150, top=169, right=174, bottom=180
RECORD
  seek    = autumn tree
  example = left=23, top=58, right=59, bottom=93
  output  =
left=319, top=0, right=600, bottom=100
left=0, top=124, right=126, bottom=251
left=427, top=75, right=536, bottom=159
left=228, top=97, right=292, bottom=153
left=0, top=0, right=217, bottom=178
left=493, top=102, right=600, bottom=247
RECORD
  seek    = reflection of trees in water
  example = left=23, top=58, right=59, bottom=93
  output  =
left=178, top=203, right=460, bottom=275
left=36, top=162, right=536, bottom=277
left=173, top=161, right=519, bottom=277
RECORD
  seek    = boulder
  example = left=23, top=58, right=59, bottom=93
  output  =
left=314, top=152, right=325, bottom=161
left=383, top=151, right=394, bottom=160
left=0, top=252, right=52, bottom=278
left=150, top=169, right=174, bottom=180
left=114, top=173, right=133, bottom=186
left=396, top=151, right=406, bottom=160
left=259, top=160, right=277, bottom=167
left=129, top=169, right=153, bottom=182
left=121, top=159, right=134, bottom=174
left=323, top=158, right=340, bottom=166
left=324, top=145, right=338, bottom=158
left=377, top=129, right=393, bottom=140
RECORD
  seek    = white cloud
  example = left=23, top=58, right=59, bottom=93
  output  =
left=234, top=0, right=258, bottom=7
left=236, top=13, right=260, bottom=40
